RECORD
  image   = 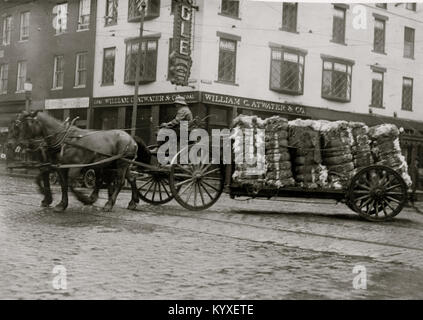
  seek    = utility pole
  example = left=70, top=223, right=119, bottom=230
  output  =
left=131, top=0, right=146, bottom=137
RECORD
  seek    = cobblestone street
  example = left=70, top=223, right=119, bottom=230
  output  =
left=1, top=175, right=423, bottom=299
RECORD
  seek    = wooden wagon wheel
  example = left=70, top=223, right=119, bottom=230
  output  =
left=169, top=162, right=225, bottom=211
left=348, top=165, right=407, bottom=222
left=136, top=170, right=175, bottom=205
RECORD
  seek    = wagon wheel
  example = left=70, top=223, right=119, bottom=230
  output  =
left=136, top=170, right=175, bottom=205
left=169, top=163, right=225, bottom=211
left=348, top=165, right=407, bottom=222
left=83, top=169, right=96, bottom=189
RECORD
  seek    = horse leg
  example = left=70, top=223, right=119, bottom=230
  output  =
left=103, top=165, right=127, bottom=212
left=87, top=168, right=103, bottom=204
left=40, top=169, right=53, bottom=207
left=126, top=167, right=139, bottom=211
left=54, top=168, right=69, bottom=212
left=69, top=167, right=93, bottom=205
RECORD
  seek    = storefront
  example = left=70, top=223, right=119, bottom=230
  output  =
left=45, top=97, right=90, bottom=129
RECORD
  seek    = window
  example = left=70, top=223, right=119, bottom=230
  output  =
left=221, top=0, right=239, bottom=18
left=77, top=0, right=91, bottom=30
left=402, top=77, right=413, bottom=111
left=376, top=4, right=387, bottom=9
left=406, top=3, right=416, bottom=11
left=0, top=64, right=8, bottom=94
left=124, top=38, right=158, bottom=84
left=332, top=6, right=346, bottom=44
left=53, top=55, right=64, bottom=89
left=19, top=12, right=30, bottom=41
left=53, top=3, right=68, bottom=35
left=2, top=16, right=12, bottom=45
left=105, top=0, right=118, bottom=26
left=128, top=0, right=160, bottom=22
left=321, top=56, right=353, bottom=102
left=282, top=3, right=297, bottom=32
left=404, top=27, right=415, bottom=58
left=16, top=61, right=27, bottom=92
left=218, top=38, right=237, bottom=83
left=373, top=18, right=385, bottom=53
left=102, top=47, right=115, bottom=85
left=371, top=70, right=384, bottom=108
left=270, top=46, right=305, bottom=95
left=75, top=52, right=87, bottom=87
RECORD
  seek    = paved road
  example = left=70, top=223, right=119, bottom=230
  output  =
left=1, top=175, right=423, bottom=299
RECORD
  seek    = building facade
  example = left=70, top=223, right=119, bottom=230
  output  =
left=0, top=0, right=97, bottom=130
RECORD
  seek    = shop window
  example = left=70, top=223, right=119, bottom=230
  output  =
left=208, top=106, right=230, bottom=130
left=218, top=38, right=237, bottom=83
left=221, top=0, right=239, bottom=18
left=102, top=47, right=116, bottom=85
left=128, top=0, right=160, bottom=22
left=373, top=18, right=385, bottom=54
left=404, top=27, right=415, bottom=59
left=402, top=77, right=413, bottom=111
left=282, top=3, right=297, bottom=33
left=321, top=56, right=353, bottom=102
left=332, top=6, right=346, bottom=44
left=105, top=0, right=118, bottom=26
left=270, top=46, right=305, bottom=95
left=124, top=38, right=158, bottom=84
left=371, top=70, right=384, bottom=108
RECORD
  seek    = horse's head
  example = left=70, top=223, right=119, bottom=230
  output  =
left=15, top=111, right=44, bottom=146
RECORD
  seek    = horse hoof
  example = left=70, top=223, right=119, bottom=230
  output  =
left=127, top=202, right=137, bottom=211
left=53, top=204, right=66, bottom=212
left=103, top=203, right=113, bottom=212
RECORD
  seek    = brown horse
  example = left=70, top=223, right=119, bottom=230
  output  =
left=17, top=111, right=141, bottom=212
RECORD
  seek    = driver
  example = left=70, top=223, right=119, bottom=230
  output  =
left=160, top=95, right=193, bottom=132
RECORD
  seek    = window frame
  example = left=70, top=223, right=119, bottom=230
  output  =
left=217, top=37, right=238, bottom=84
left=370, top=69, right=384, bottom=108
left=16, top=60, right=27, bottom=93
left=281, top=2, right=298, bottom=33
left=220, top=0, right=240, bottom=19
left=75, top=52, right=88, bottom=88
left=19, top=11, right=30, bottom=41
left=402, top=77, right=413, bottom=111
left=0, top=63, right=8, bottom=94
left=105, top=0, right=118, bottom=26
left=404, top=26, right=415, bottom=59
left=321, top=55, right=354, bottom=103
left=124, top=37, right=159, bottom=84
left=77, top=0, right=91, bottom=31
left=373, top=18, right=386, bottom=54
left=2, top=15, right=12, bottom=46
left=269, top=45, right=306, bottom=95
left=52, top=55, right=64, bottom=90
left=128, top=0, right=161, bottom=22
left=53, top=3, right=68, bottom=35
left=332, top=6, right=347, bottom=45
left=102, top=47, right=116, bottom=85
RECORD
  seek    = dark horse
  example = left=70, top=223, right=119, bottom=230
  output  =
left=16, top=111, right=146, bottom=212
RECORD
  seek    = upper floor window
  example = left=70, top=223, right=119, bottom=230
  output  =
left=371, top=69, right=384, bottom=108
left=402, top=77, right=413, bottom=111
left=16, top=60, right=27, bottom=92
left=332, top=6, right=346, bottom=44
left=373, top=18, right=386, bottom=54
left=406, top=3, right=416, bottom=11
left=376, top=4, right=387, bottom=9
left=2, top=16, right=12, bottom=45
left=218, top=38, right=237, bottom=83
left=321, top=55, right=353, bottom=102
left=270, top=45, right=305, bottom=95
left=124, top=38, right=158, bottom=84
left=128, top=0, right=160, bottom=22
left=19, top=12, right=30, bottom=41
left=221, top=0, right=239, bottom=18
left=53, top=55, right=64, bottom=89
left=53, top=3, right=68, bottom=35
left=102, top=47, right=116, bottom=85
left=0, top=64, right=8, bottom=94
left=105, top=0, right=118, bottom=26
left=78, top=0, right=91, bottom=30
left=282, top=3, right=297, bottom=33
left=404, top=27, right=415, bottom=59
left=75, top=52, right=87, bottom=87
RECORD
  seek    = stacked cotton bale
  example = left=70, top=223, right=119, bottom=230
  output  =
left=349, top=122, right=374, bottom=171
left=231, top=115, right=266, bottom=188
left=288, top=119, right=328, bottom=188
left=264, top=116, right=295, bottom=188
left=369, top=124, right=412, bottom=187
left=320, top=121, right=356, bottom=189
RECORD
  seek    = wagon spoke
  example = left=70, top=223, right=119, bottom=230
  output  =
left=201, top=176, right=222, bottom=181
left=159, top=180, right=171, bottom=198
left=199, top=181, right=214, bottom=200
left=157, top=180, right=163, bottom=201
left=185, top=183, right=195, bottom=204
left=358, top=197, right=373, bottom=209
left=202, top=167, right=220, bottom=177
left=366, top=200, right=375, bottom=215
left=356, top=183, right=371, bottom=191
left=180, top=180, right=195, bottom=199
left=177, top=164, right=193, bottom=175
left=193, top=183, right=198, bottom=207
left=176, top=177, right=194, bottom=188
left=143, top=179, right=155, bottom=197
left=197, top=182, right=206, bottom=206
left=172, top=173, right=195, bottom=179
left=386, top=196, right=401, bottom=204
left=382, top=198, right=396, bottom=211
left=138, top=177, right=153, bottom=190
left=151, top=181, right=157, bottom=201
left=385, top=184, right=402, bottom=192
left=202, top=179, right=220, bottom=192
left=354, top=194, right=371, bottom=202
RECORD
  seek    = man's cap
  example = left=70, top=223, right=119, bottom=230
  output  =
left=174, top=95, right=187, bottom=106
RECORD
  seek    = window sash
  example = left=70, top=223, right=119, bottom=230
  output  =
left=321, top=60, right=352, bottom=101
left=75, top=53, right=87, bottom=87
left=54, top=3, right=68, bottom=34
left=17, top=61, right=27, bottom=92
left=53, top=56, right=64, bottom=89
left=105, top=0, right=118, bottom=26
left=371, top=72, right=383, bottom=108
left=0, top=64, right=8, bottom=94
left=270, top=48, right=304, bottom=94
left=124, top=39, right=158, bottom=83
left=221, top=0, right=239, bottom=18
left=332, top=8, right=346, bottom=44
left=218, top=39, right=236, bottom=82
left=282, top=3, right=297, bottom=32
left=404, top=27, right=414, bottom=58
left=78, top=0, right=91, bottom=30
left=2, top=16, right=12, bottom=45
left=373, top=19, right=385, bottom=53
left=102, top=48, right=116, bottom=84
left=20, top=12, right=30, bottom=41
left=402, top=78, right=413, bottom=111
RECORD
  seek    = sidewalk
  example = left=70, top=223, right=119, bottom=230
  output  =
left=0, top=161, right=37, bottom=179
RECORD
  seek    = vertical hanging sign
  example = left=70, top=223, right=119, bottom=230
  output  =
left=169, top=0, right=194, bottom=86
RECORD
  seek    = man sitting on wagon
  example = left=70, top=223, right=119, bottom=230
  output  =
left=160, top=95, right=193, bottom=134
